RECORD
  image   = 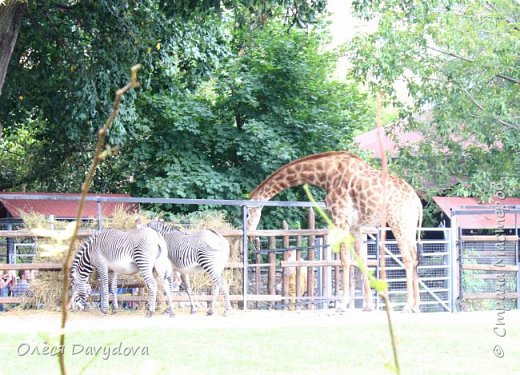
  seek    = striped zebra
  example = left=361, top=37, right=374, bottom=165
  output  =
left=70, top=227, right=174, bottom=317
left=149, top=219, right=232, bottom=316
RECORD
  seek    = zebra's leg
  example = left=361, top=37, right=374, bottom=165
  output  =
left=109, top=272, right=118, bottom=314
left=162, top=272, right=175, bottom=318
left=208, top=282, right=219, bottom=316
left=209, top=274, right=231, bottom=317
left=181, top=274, right=197, bottom=314
left=97, top=265, right=110, bottom=315
left=142, top=270, right=158, bottom=318
left=154, top=260, right=175, bottom=317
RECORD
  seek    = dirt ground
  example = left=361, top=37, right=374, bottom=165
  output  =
left=2, top=307, right=519, bottom=334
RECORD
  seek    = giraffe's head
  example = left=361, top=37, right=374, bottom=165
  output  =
left=246, top=206, right=263, bottom=232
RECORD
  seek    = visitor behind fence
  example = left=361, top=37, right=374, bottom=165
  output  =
left=0, top=270, right=15, bottom=311
left=10, top=269, right=32, bottom=297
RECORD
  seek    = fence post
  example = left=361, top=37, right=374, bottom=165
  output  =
left=515, top=211, right=519, bottom=310
left=334, top=248, right=340, bottom=307
left=449, top=211, right=458, bottom=312
left=282, top=221, right=289, bottom=310
left=241, top=205, right=249, bottom=310
left=296, top=234, right=302, bottom=310
left=255, top=237, right=261, bottom=309
left=97, top=200, right=103, bottom=230
left=268, top=236, right=276, bottom=308
left=322, top=228, right=331, bottom=309
left=6, top=222, right=14, bottom=264
left=307, top=208, right=315, bottom=310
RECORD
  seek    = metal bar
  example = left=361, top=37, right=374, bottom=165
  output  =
left=241, top=205, right=249, bottom=310
left=97, top=200, right=103, bottom=230
left=451, top=208, right=520, bottom=215
left=515, top=211, right=519, bottom=309
left=382, top=245, right=451, bottom=312
left=449, top=214, right=458, bottom=312
left=6, top=222, right=13, bottom=264
left=0, top=194, right=327, bottom=209
left=375, top=228, right=380, bottom=310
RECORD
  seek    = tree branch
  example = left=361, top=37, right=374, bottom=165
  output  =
left=427, top=45, right=520, bottom=85
left=484, top=1, right=519, bottom=31
left=58, top=64, right=141, bottom=375
left=461, top=86, right=519, bottom=130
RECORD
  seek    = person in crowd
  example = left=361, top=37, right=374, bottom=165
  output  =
left=10, top=269, right=32, bottom=297
left=0, top=270, right=15, bottom=311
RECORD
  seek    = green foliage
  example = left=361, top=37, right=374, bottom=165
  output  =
left=349, top=0, right=520, bottom=203
left=1, top=0, right=348, bottom=201
left=115, top=18, right=369, bottom=223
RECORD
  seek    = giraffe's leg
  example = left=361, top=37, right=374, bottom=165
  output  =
left=412, top=248, right=421, bottom=313
left=400, top=245, right=416, bottom=313
left=182, top=274, right=197, bottom=314
left=396, top=235, right=421, bottom=313
left=109, top=272, right=118, bottom=314
left=337, top=244, right=352, bottom=312
left=355, top=234, right=374, bottom=311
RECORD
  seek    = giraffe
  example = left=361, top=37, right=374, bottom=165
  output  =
left=247, top=151, right=423, bottom=313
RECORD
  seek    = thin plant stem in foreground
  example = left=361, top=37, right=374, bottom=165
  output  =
left=58, top=65, right=142, bottom=375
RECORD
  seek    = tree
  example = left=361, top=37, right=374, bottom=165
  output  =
left=119, top=18, right=370, bottom=226
left=0, top=1, right=24, bottom=97
left=348, top=0, right=519, bottom=203
left=0, top=0, right=330, bottom=192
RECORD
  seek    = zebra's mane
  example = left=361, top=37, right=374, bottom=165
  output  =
left=71, top=233, right=97, bottom=276
left=149, top=220, right=187, bottom=234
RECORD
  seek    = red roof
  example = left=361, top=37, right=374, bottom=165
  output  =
left=354, top=127, right=423, bottom=158
left=0, top=192, right=137, bottom=219
left=433, top=196, right=520, bottom=229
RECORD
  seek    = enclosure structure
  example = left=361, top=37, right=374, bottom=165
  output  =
left=0, top=192, right=136, bottom=264
left=0, top=193, right=518, bottom=313
left=447, top=204, right=520, bottom=312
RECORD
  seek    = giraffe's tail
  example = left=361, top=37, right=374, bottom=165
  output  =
left=417, top=199, right=424, bottom=263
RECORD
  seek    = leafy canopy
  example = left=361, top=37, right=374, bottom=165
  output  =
left=349, top=0, right=519, bottom=202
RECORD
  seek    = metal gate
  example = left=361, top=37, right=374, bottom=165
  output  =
left=363, top=227, right=453, bottom=312
left=450, top=205, right=520, bottom=312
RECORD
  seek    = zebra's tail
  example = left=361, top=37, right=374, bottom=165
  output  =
left=156, top=233, right=169, bottom=260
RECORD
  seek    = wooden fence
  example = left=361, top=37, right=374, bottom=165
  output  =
left=0, top=209, right=348, bottom=310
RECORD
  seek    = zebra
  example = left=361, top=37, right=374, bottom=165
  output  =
left=70, top=227, right=174, bottom=317
left=148, top=219, right=232, bottom=316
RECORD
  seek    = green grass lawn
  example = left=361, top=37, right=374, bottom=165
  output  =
left=0, top=309, right=519, bottom=374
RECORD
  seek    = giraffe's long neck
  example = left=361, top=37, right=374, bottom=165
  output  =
left=250, top=159, right=334, bottom=201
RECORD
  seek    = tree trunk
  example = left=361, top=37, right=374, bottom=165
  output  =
left=0, top=2, right=25, bottom=97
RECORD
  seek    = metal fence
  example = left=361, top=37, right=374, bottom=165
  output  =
left=459, top=236, right=518, bottom=311
left=364, top=228, right=452, bottom=312
left=451, top=206, right=520, bottom=312
left=2, top=193, right=518, bottom=313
